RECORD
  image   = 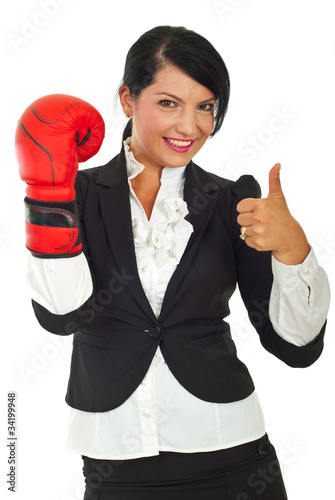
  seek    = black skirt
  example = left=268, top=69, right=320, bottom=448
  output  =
left=82, top=434, right=288, bottom=500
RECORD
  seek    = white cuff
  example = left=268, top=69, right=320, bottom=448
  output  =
left=26, top=253, right=93, bottom=315
left=269, top=247, right=330, bottom=346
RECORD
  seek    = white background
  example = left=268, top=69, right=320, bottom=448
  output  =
left=1, top=0, right=334, bottom=498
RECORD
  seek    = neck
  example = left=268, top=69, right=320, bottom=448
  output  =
left=130, top=168, right=162, bottom=221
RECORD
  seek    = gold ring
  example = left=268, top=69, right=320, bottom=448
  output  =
left=240, top=226, right=250, bottom=240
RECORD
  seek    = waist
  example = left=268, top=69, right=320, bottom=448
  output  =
left=66, top=353, right=265, bottom=460
left=82, top=433, right=272, bottom=484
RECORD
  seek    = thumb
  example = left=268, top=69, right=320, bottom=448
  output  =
left=267, top=163, right=284, bottom=198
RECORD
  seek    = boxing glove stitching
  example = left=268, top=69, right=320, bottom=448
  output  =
left=17, top=121, right=54, bottom=185
left=25, top=204, right=78, bottom=229
left=24, top=201, right=82, bottom=256
left=30, top=101, right=83, bottom=125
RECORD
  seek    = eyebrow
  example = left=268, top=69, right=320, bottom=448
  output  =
left=154, top=92, right=216, bottom=105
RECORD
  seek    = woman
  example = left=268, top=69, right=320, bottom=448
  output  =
left=20, top=26, right=329, bottom=499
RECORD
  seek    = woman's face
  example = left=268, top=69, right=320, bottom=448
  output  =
left=120, top=64, right=216, bottom=172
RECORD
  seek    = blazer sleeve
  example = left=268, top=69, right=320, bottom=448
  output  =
left=31, top=173, right=94, bottom=336
left=231, top=175, right=326, bottom=368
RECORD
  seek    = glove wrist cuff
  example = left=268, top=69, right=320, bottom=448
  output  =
left=24, top=198, right=82, bottom=258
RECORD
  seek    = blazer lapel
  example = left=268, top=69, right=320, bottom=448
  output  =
left=96, top=151, right=156, bottom=320
left=95, top=151, right=220, bottom=322
left=183, top=161, right=221, bottom=251
left=159, top=161, right=220, bottom=318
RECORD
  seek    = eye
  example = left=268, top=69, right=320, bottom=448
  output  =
left=198, top=103, right=214, bottom=112
left=159, top=100, right=178, bottom=108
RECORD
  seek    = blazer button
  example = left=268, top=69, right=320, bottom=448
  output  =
left=258, top=442, right=272, bottom=456
left=148, top=324, right=162, bottom=340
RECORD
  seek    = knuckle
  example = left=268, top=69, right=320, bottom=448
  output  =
left=253, top=224, right=263, bottom=235
left=250, top=235, right=264, bottom=251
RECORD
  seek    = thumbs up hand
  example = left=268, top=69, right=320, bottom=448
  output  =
left=236, top=164, right=310, bottom=265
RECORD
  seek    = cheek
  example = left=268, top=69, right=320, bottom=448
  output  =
left=135, top=111, right=167, bottom=141
left=196, top=114, right=215, bottom=141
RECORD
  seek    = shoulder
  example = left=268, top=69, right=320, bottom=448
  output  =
left=76, top=154, right=118, bottom=184
left=76, top=164, right=102, bottom=184
left=75, top=151, right=126, bottom=196
left=191, top=164, right=262, bottom=242
left=188, top=161, right=261, bottom=202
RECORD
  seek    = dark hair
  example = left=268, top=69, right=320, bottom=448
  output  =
left=118, top=25, right=230, bottom=141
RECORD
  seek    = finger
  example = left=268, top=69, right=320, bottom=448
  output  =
left=267, top=163, right=284, bottom=199
left=236, top=197, right=258, bottom=214
left=237, top=213, right=254, bottom=227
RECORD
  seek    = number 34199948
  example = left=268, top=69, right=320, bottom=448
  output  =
left=8, top=393, right=16, bottom=435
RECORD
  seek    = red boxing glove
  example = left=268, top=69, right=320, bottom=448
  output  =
left=15, top=94, right=105, bottom=258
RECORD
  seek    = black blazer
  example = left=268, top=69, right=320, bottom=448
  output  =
left=32, top=147, right=326, bottom=412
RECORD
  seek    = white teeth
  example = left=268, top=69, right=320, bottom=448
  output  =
left=166, top=138, right=193, bottom=147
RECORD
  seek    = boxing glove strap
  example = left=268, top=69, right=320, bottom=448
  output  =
left=24, top=198, right=82, bottom=258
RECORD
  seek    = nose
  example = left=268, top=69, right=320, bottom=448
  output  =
left=175, top=108, right=197, bottom=137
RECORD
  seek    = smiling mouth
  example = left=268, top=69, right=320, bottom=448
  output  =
left=163, top=137, right=195, bottom=148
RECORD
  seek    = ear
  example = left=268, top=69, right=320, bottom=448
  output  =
left=119, top=85, right=134, bottom=116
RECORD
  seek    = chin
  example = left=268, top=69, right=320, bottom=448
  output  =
left=163, top=152, right=195, bottom=168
